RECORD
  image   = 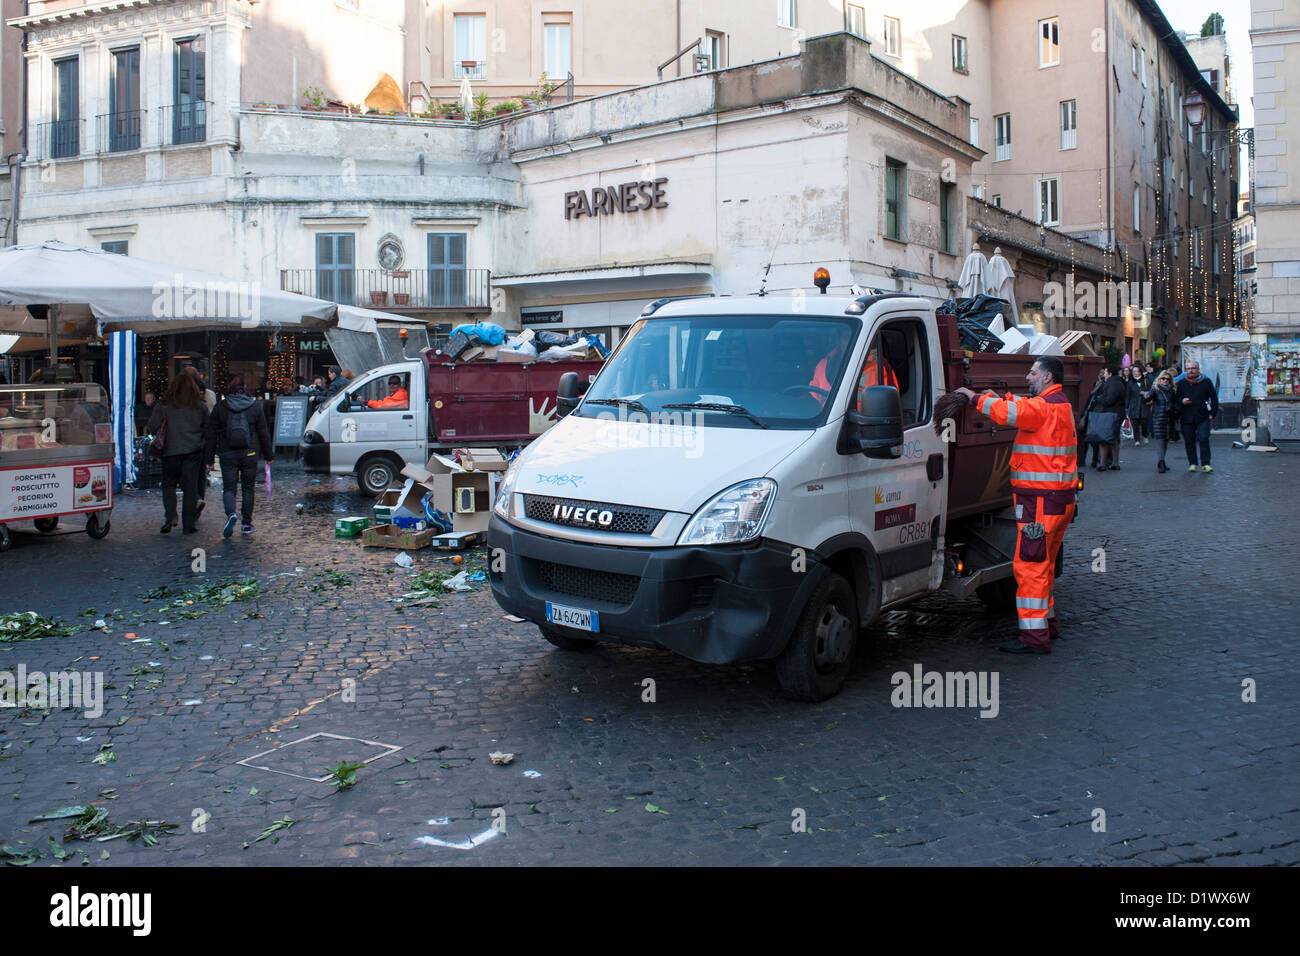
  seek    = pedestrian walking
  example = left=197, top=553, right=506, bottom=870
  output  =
left=1175, top=360, right=1219, bottom=472
left=956, top=357, right=1077, bottom=654
left=184, top=367, right=217, bottom=520
left=1146, top=369, right=1177, bottom=472
left=1123, top=366, right=1146, bottom=449
left=147, top=372, right=209, bottom=534
left=1078, top=374, right=1105, bottom=469
left=205, top=374, right=274, bottom=537
left=1090, top=366, right=1127, bottom=470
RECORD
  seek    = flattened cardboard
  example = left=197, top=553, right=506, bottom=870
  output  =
left=363, top=523, right=434, bottom=550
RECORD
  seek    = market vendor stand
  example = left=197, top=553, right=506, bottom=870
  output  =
left=0, top=241, right=344, bottom=553
left=0, top=381, right=114, bottom=549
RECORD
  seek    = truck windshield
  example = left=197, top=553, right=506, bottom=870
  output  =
left=576, top=314, right=860, bottom=429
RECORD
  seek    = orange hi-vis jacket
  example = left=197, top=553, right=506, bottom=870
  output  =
left=975, top=383, right=1078, bottom=493
left=811, top=351, right=898, bottom=394
left=367, top=387, right=409, bottom=409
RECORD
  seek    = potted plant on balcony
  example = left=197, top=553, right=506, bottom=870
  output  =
left=301, top=86, right=328, bottom=111
left=492, top=99, right=522, bottom=117
left=440, top=100, right=465, bottom=121
left=391, top=269, right=411, bottom=305
left=369, top=290, right=389, bottom=306
left=470, top=92, right=492, bottom=123
left=523, top=73, right=561, bottom=110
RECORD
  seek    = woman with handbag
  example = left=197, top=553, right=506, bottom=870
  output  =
left=147, top=372, right=210, bottom=533
left=1145, top=369, right=1177, bottom=472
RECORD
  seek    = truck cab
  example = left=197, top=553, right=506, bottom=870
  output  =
left=300, top=360, right=426, bottom=495
left=486, top=291, right=1096, bottom=700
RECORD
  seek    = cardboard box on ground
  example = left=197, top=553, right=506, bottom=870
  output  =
left=395, top=450, right=502, bottom=534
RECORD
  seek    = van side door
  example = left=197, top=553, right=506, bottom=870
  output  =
left=844, top=314, right=948, bottom=603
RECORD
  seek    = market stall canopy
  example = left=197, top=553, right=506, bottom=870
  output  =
left=0, top=241, right=337, bottom=336
left=1181, top=327, right=1250, bottom=345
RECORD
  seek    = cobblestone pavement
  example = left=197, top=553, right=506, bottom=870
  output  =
left=1, top=436, right=1296, bottom=866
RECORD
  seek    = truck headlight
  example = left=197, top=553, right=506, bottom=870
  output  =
left=493, top=461, right=520, bottom=518
left=677, top=479, right=776, bottom=546
left=302, top=430, right=325, bottom=444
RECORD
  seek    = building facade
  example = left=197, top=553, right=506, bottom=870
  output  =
left=1249, top=0, right=1300, bottom=439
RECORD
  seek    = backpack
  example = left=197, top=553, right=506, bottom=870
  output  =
left=227, top=405, right=251, bottom=450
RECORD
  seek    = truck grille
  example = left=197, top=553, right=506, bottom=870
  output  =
left=524, top=494, right=665, bottom=535
left=529, top=559, right=641, bottom=607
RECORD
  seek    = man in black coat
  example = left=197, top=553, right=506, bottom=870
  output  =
left=205, top=375, right=274, bottom=536
left=1174, top=360, right=1220, bottom=472
left=1096, top=366, right=1128, bottom=470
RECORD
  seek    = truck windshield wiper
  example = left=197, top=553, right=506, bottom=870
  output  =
left=661, top=402, right=770, bottom=429
left=583, top=397, right=651, bottom=414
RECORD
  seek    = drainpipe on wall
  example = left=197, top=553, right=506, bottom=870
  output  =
left=1104, top=0, right=1112, bottom=258
left=5, top=151, right=23, bottom=245
left=676, top=0, right=681, bottom=78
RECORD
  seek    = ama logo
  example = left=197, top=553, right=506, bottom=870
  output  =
left=874, top=486, right=902, bottom=506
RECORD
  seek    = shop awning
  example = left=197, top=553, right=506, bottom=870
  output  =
left=491, top=261, right=712, bottom=290
left=0, top=241, right=338, bottom=336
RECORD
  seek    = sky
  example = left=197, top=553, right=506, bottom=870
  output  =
left=1160, top=0, right=1254, bottom=127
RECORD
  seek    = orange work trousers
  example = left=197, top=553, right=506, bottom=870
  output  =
left=1012, top=490, right=1075, bottom=651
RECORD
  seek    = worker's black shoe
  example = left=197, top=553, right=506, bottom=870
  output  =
left=1000, top=640, right=1049, bottom=655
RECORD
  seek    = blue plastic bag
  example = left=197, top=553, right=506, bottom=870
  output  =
left=451, top=322, right=506, bottom=346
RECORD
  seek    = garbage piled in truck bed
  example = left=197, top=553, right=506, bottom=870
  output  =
left=438, top=323, right=609, bottom=363
left=938, top=296, right=1095, bottom=356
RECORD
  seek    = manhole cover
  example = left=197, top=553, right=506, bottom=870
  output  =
left=238, top=732, right=402, bottom=782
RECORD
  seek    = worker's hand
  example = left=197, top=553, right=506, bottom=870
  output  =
left=954, top=387, right=977, bottom=403
left=1182, top=398, right=1191, bottom=405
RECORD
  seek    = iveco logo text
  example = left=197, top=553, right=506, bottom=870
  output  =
left=552, top=504, right=614, bottom=527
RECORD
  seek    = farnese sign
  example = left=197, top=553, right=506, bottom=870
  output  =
left=565, top=178, right=668, bottom=219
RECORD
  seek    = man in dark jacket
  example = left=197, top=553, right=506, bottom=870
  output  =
left=325, top=366, right=348, bottom=397
left=1096, top=366, right=1127, bottom=470
left=1174, top=360, right=1220, bottom=472
left=205, top=375, right=274, bottom=537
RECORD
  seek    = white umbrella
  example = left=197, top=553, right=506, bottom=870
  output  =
left=0, top=241, right=337, bottom=336
left=958, top=244, right=989, bottom=298
left=985, top=246, right=1020, bottom=324
left=459, top=76, right=474, bottom=116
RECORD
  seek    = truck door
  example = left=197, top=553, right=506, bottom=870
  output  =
left=845, top=316, right=948, bottom=604
left=330, top=369, right=422, bottom=465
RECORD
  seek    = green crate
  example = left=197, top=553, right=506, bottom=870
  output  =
left=334, top=516, right=369, bottom=538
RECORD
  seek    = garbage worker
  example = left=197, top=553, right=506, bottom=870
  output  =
left=810, top=344, right=898, bottom=405
left=955, top=356, right=1077, bottom=655
left=367, top=375, right=409, bottom=409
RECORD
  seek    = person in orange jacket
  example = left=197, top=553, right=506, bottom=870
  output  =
left=367, top=375, right=409, bottom=410
left=956, top=356, right=1077, bottom=655
left=810, top=345, right=898, bottom=405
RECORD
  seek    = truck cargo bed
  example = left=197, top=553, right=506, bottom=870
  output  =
left=423, top=353, right=604, bottom=444
left=935, top=313, right=1102, bottom=520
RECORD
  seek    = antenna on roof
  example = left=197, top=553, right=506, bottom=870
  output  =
left=757, top=223, right=785, bottom=297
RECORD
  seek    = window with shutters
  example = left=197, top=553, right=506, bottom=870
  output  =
left=454, top=14, right=487, bottom=78
left=847, top=4, right=865, bottom=38
left=952, top=35, right=967, bottom=72
left=885, top=158, right=906, bottom=240
left=1060, top=99, right=1076, bottom=150
left=994, top=113, right=1011, bottom=162
left=173, top=37, right=206, bottom=145
left=1039, top=18, right=1059, bottom=67
left=1038, top=178, right=1059, bottom=226
left=316, top=233, right=355, bottom=305
left=883, top=16, right=900, bottom=56
left=428, top=233, right=468, bottom=306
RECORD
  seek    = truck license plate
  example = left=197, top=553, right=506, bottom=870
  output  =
left=545, top=602, right=599, bottom=633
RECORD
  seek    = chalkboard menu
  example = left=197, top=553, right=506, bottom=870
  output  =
left=273, top=395, right=311, bottom=448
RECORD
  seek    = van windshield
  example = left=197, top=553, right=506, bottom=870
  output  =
left=576, top=314, right=860, bottom=429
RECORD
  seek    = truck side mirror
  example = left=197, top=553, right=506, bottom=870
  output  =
left=557, top=373, right=581, bottom=417
left=838, top=386, right=903, bottom=458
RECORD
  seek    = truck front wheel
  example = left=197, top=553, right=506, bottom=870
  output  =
left=357, top=456, right=401, bottom=497
left=776, top=573, right=858, bottom=702
left=539, top=625, right=597, bottom=651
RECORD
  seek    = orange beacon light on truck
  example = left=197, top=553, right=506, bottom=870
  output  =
left=813, top=267, right=831, bottom=293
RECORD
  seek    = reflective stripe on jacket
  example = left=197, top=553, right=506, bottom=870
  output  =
left=976, top=383, right=1078, bottom=492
